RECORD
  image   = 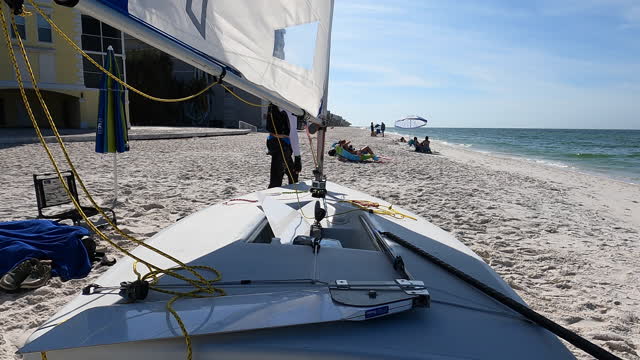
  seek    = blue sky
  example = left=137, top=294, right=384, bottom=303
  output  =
left=325, top=0, right=640, bottom=129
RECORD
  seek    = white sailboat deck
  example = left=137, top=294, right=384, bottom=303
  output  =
left=20, top=182, right=574, bottom=359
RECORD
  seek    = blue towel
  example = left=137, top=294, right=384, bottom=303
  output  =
left=0, top=220, right=91, bottom=281
left=267, top=135, right=291, bottom=146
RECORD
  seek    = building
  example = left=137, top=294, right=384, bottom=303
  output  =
left=1, top=1, right=263, bottom=130
left=0, top=1, right=127, bottom=129
left=124, top=35, right=264, bottom=129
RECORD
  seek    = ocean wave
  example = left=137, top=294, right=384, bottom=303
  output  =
left=566, top=153, right=614, bottom=159
left=566, top=152, right=640, bottom=159
left=441, top=141, right=473, bottom=148
left=533, top=159, right=570, bottom=168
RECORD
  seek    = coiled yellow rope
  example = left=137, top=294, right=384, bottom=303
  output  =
left=1, top=7, right=224, bottom=360
left=3, top=3, right=415, bottom=359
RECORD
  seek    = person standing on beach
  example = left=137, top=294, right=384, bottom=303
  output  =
left=381, top=122, right=386, bottom=137
left=370, top=122, right=375, bottom=136
left=266, top=104, right=301, bottom=188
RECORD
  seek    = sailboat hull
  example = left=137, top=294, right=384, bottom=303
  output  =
left=20, top=181, right=574, bottom=360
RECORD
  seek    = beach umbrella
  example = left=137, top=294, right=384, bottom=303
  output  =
left=95, top=45, right=129, bottom=207
left=395, top=116, right=428, bottom=129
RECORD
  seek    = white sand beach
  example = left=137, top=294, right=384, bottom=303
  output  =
left=0, top=127, right=638, bottom=359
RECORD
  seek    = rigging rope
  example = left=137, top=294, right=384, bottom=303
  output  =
left=339, top=200, right=417, bottom=220
left=221, top=83, right=269, bottom=107
left=305, top=124, right=319, bottom=168
left=1, top=8, right=224, bottom=360
left=3, top=3, right=415, bottom=359
left=28, top=0, right=218, bottom=103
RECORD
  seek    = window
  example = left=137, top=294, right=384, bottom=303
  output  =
left=11, top=15, right=26, bottom=40
left=172, top=58, right=195, bottom=82
left=81, top=15, right=125, bottom=88
left=273, top=22, right=319, bottom=70
left=37, top=14, right=52, bottom=43
left=82, top=53, right=104, bottom=89
left=0, top=99, right=5, bottom=126
left=101, top=23, right=122, bottom=54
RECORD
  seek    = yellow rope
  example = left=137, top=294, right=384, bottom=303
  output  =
left=221, top=83, right=269, bottom=107
left=6, top=11, right=212, bottom=287
left=269, top=111, right=315, bottom=220
left=338, top=200, right=418, bottom=220
left=3, top=6, right=411, bottom=358
left=305, top=126, right=319, bottom=168
left=1, top=8, right=223, bottom=360
left=28, top=0, right=218, bottom=103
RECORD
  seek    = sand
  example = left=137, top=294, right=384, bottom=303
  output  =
left=0, top=127, right=638, bottom=359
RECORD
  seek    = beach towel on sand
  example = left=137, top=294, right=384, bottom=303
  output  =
left=0, top=220, right=91, bottom=281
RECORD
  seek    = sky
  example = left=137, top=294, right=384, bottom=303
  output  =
left=323, top=0, right=640, bottom=129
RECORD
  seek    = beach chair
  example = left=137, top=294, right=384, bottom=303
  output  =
left=33, top=171, right=117, bottom=226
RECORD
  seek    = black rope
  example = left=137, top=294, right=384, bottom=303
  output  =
left=380, top=231, right=622, bottom=360
left=3, top=0, right=24, bottom=14
left=297, top=109, right=307, bottom=122
left=215, top=67, right=227, bottom=84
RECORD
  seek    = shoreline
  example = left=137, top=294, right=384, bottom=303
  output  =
left=381, top=127, right=640, bottom=186
left=0, top=127, right=638, bottom=359
left=432, top=138, right=640, bottom=186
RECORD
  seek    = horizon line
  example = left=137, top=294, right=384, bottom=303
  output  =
left=349, top=125, right=640, bottom=131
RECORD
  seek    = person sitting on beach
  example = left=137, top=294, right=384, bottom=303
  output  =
left=355, top=146, right=375, bottom=156
left=408, top=137, right=418, bottom=147
left=338, top=140, right=375, bottom=157
left=416, top=136, right=432, bottom=154
left=399, top=137, right=407, bottom=143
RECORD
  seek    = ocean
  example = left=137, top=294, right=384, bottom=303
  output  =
left=384, top=127, right=640, bottom=184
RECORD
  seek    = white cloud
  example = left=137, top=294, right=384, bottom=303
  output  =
left=332, top=63, right=440, bottom=88
left=621, top=5, right=640, bottom=28
left=328, top=0, right=640, bottom=129
left=536, top=0, right=640, bottom=28
left=338, top=2, right=407, bottom=15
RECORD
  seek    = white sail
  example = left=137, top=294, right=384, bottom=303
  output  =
left=90, top=0, right=334, bottom=117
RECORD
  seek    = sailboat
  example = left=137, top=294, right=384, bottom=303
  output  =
left=9, top=1, right=618, bottom=359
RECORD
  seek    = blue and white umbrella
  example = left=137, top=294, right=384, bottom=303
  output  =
left=395, top=116, right=428, bottom=129
left=96, top=46, right=128, bottom=154
left=95, top=46, right=129, bottom=207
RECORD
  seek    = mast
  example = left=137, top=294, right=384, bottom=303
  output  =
left=71, top=0, right=324, bottom=127
left=311, top=0, right=334, bottom=197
